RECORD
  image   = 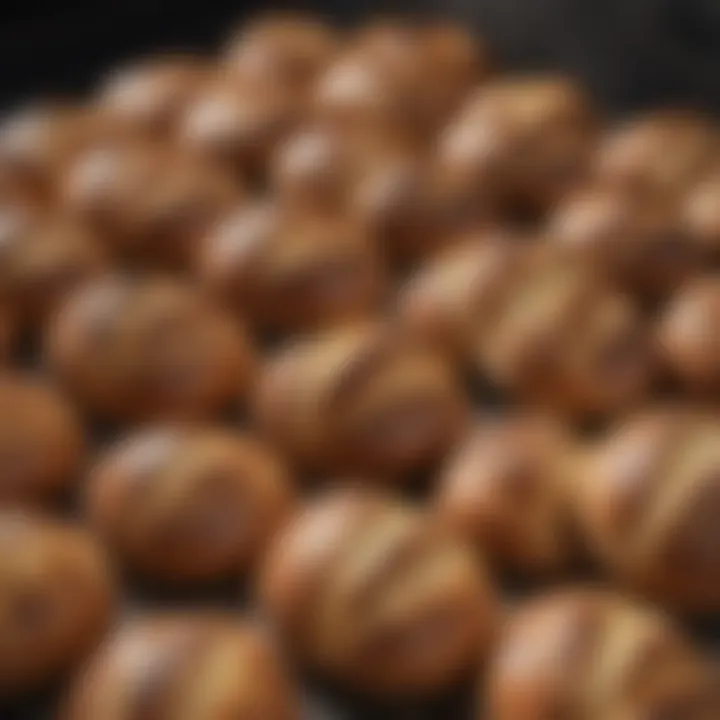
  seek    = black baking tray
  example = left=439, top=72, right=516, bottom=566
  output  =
left=0, top=1, right=719, bottom=718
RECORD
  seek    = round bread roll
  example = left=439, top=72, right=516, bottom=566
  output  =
left=97, top=55, right=211, bottom=137
left=0, top=512, right=115, bottom=695
left=658, top=277, right=720, bottom=392
left=312, top=51, right=425, bottom=147
left=259, top=488, right=499, bottom=696
left=351, top=150, right=450, bottom=265
left=178, top=78, right=299, bottom=180
left=254, top=323, right=468, bottom=479
left=349, top=20, right=487, bottom=134
left=225, top=13, right=337, bottom=101
left=435, top=415, right=574, bottom=577
left=271, top=126, right=443, bottom=263
left=550, top=186, right=699, bottom=299
left=479, top=247, right=651, bottom=416
left=437, top=76, right=597, bottom=219
left=270, top=124, right=412, bottom=210
left=62, top=140, right=240, bottom=270
left=487, top=589, right=714, bottom=720
left=398, top=231, right=526, bottom=363
left=402, top=241, right=651, bottom=416
left=576, top=409, right=720, bottom=613
left=199, top=202, right=384, bottom=333
left=0, top=205, right=107, bottom=330
left=0, top=373, right=84, bottom=507
left=269, top=124, right=358, bottom=212
left=684, top=169, right=720, bottom=256
left=87, top=427, right=295, bottom=585
left=594, top=111, right=718, bottom=202
left=64, top=614, right=299, bottom=720
left=47, top=276, right=255, bottom=423
left=0, top=104, right=115, bottom=205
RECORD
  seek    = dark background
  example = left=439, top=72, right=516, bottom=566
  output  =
left=0, top=0, right=719, bottom=113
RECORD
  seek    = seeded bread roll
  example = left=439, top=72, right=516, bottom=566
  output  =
left=64, top=614, right=299, bottom=720
left=259, top=488, right=499, bottom=696
left=198, top=202, right=385, bottom=334
left=62, top=140, right=240, bottom=270
left=435, top=415, right=574, bottom=577
left=437, top=76, right=597, bottom=219
left=576, top=409, right=720, bottom=613
left=47, top=276, right=255, bottom=423
left=225, top=13, right=338, bottom=102
left=594, top=111, right=718, bottom=202
left=486, top=589, right=715, bottom=720
left=254, top=323, right=468, bottom=479
left=87, top=427, right=295, bottom=585
left=658, top=277, right=720, bottom=392
left=0, top=512, right=115, bottom=696
left=0, top=205, right=107, bottom=331
left=550, top=186, right=700, bottom=299
left=0, top=374, right=84, bottom=507
left=97, top=55, right=211, bottom=138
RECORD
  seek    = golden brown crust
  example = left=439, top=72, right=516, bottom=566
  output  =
left=177, top=78, right=300, bottom=179
left=87, top=427, right=295, bottom=585
left=198, top=202, right=385, bottom=333
left=350, top=151, right=449, bottom=265
left=478, top=246, right=652, bottom=416
left=684, top=170, right=720, bottom=254
left=270, top=125, right=444, bottom=264
left=0, top=512, right=116, bottom=696
left=309, top=22, right=481, bottom=152
left=270, top=125, right=356, bottom=212
left=254, top=323, right=469, bottom=479
left=311, top=51, right=426, bottom=147
left=437, top=76, right=597, bottom=219
left=225, top=13, right=338, bottom=101
left=61, top=140, right=240, bottom=270
left=63, top=614, right=299, bottom=720
left=348, top=19, right=488, bottom=135
left=576, top=410, right=720, bottom=612
left=47, top=276, right=255, bottom=423
left=96, top=55, right=212, bottom=137
left=0, top=205, right=108, bottom=329
left=259, top=488, right=499, bottom=696
left=486, top=589, right=715, bottom=720
left=594, top=111, right=719, bottom=203
left=658, top=277, right=720, bottom=392
left=403, top=242, right=651, bottom=416
left=398, top=232, right=526, bottom=362
left=0, top=104, right=121, bottom=206
left=435, top=415, right=575, bottom=576
left=550, top=186, right=700, bottom=299
left=0, top=374, right=84, bottom=507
